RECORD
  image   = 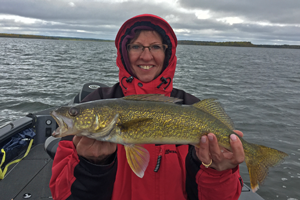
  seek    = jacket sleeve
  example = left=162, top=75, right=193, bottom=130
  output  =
left=50, top=138, right=117, bottom=200
left=186, top=146, right=243, bottom=200
left=50, top=84, right=122, bottom=200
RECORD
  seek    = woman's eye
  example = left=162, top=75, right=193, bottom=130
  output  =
left=131, top=45, right=142, bottom=49
left=151, top=45, right=162, bottom=50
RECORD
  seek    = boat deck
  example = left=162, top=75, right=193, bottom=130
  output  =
left=0, top=143, right=264, bottom=200
left=0, top=144, right=52, bottom=200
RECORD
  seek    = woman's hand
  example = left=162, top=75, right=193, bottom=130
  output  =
left=73, top=136, right=117, bottom=165
left=195, top=130, right=245, bottom=171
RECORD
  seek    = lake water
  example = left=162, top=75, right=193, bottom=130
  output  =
left=0, top=38, right=299, bottom=200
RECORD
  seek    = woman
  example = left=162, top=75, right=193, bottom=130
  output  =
left=50, top=14, right=245, bottom=200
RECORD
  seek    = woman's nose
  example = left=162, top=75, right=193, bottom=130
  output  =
left=139, top=48, right=153, bottom=61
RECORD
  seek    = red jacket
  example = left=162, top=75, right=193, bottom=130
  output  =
left=50, top=14, right=243, bottom=200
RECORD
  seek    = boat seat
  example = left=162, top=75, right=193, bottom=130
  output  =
left=44, top=136, right=61, bottom=159
left=70, top=82, right=109, bottom=104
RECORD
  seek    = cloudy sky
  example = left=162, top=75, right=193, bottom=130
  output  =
left=1, top=0, right=300, bottom=45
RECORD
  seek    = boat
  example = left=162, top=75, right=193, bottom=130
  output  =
left=0, top=82, right=264, bottom=200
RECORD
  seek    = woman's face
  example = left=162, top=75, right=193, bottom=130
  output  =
left=128, top=30, right=166, bottom=83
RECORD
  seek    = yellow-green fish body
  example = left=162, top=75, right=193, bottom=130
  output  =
left=51, top=94, right=288, bottom=192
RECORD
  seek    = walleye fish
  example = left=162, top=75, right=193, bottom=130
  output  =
left=51, top=94, right=288, bottom=192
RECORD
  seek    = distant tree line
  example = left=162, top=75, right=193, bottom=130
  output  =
left=0, top=33, right=58, bottom=40
left=254, top=44, right=300, bottom=49
left=178, top=40, right=300, bottom=49
left=178, top=40, right=255, bottom=47
left=1, top=33, right=300, bottom=49
left=0, top=33, right=112, bottom=42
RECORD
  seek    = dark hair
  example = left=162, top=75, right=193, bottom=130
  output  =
left=128, top=29, right=164, bottom=44
left=128, top=29, right=142, bottom=44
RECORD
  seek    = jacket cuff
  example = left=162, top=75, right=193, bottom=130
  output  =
left=78, top=151, right=117, bottom=175
left=199, top=164, right=239, bottom=176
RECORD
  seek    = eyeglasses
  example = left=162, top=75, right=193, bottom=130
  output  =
left=127, top=44, right=168, bottom=55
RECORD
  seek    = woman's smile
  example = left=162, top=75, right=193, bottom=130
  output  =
left=138, top=65, right=154, bottom=70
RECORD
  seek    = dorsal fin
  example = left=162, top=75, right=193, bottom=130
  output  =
left=123, top=94, right=182, bottom=103
left=193, top=99, right=235, bottom=130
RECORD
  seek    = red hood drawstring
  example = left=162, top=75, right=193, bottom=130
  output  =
left=120, top=75, right=173, bottom=96
left=156, top=77, right=171, bottom=89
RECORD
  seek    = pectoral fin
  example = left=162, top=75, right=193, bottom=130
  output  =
left=124, top=144, right=150, bottom=178
left=121, top=118, right=152, bottom=129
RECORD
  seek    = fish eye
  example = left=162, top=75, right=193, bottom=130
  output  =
left=68, top=107, right=79, bottom=116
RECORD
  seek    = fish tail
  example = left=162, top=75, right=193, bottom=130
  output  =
left=244, top=143, right=288, bottom=192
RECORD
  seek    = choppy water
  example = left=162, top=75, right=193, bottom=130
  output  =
left=0, top=38, right=299, bottom=200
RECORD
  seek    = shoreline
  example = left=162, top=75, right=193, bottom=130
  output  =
left=1, top=33, right=299, bottom=49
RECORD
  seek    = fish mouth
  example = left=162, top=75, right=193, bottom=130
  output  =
left=51, top=111, right=74, bottom=137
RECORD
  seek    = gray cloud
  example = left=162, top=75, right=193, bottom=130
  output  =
left=1, top=0, right=300, bottom=45
left=179, top=0, right=300, bottom=24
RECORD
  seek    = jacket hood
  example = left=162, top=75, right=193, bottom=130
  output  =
left=115, top=14, right=177, bottom=96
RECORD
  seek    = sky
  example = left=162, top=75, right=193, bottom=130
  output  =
left=1, top=0, right=300, bottom=45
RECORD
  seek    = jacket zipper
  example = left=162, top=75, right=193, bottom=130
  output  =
left=154, top=147, right=163, bottom=172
